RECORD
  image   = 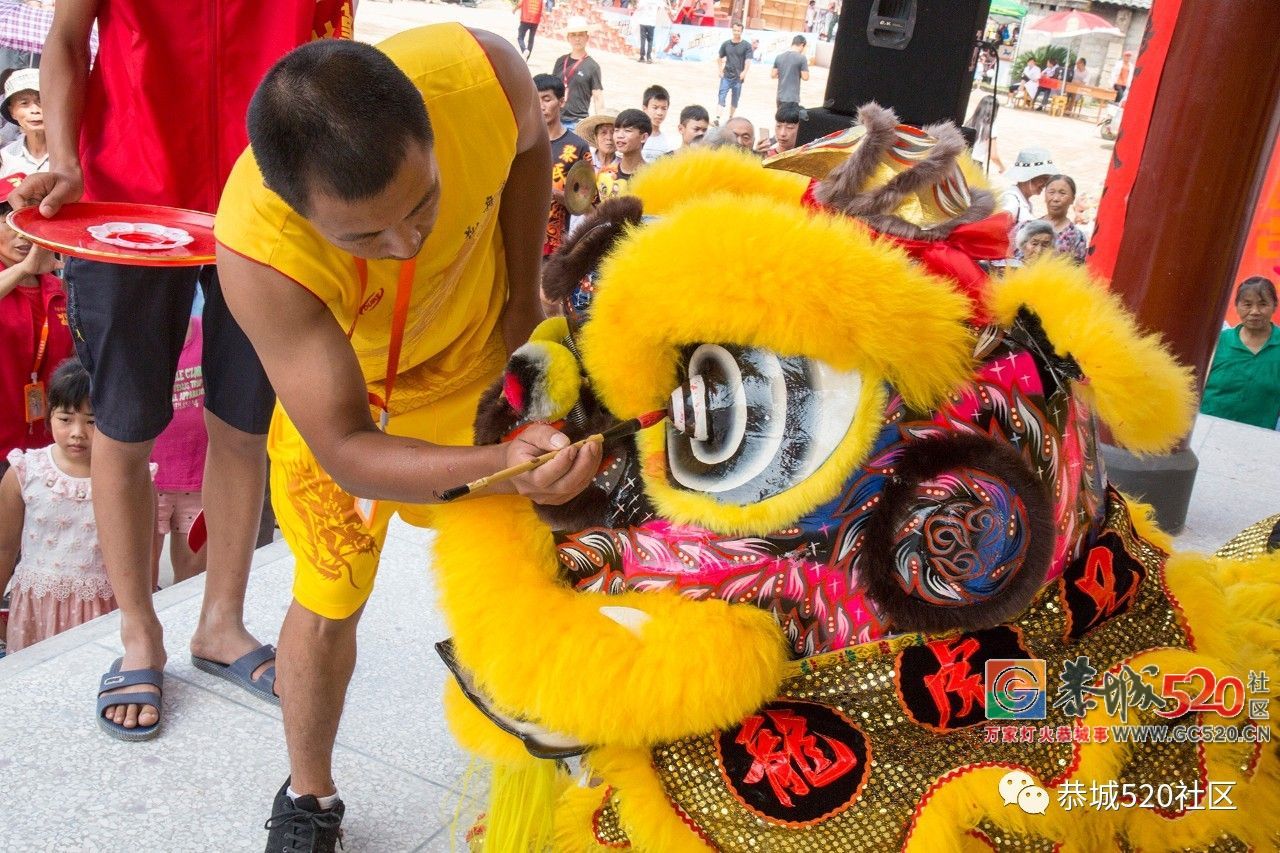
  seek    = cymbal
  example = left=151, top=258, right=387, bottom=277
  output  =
left=564, top=158, right=598, bottom=215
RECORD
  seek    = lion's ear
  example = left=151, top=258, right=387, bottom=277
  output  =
left=501, top=339, right=584, bottom=423
left=542, top=196, right=644, bottom=306
left=473, top=317, right=584, bottom=446
left=987, top=256, right=1197, bottom=453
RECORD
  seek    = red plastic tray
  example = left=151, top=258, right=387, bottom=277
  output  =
left=7, top=201, right=216, bottom=267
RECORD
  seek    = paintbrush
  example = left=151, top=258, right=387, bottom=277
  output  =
left=436, top=409, right=667, bottom=502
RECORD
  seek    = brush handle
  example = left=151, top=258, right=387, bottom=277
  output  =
left=435, top=412, right=661, bottom=502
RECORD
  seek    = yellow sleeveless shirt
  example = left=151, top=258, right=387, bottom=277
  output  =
left=215, top=23, right=517, bottom=415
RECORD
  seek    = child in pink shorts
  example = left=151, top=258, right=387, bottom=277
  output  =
left=151, top=314, right=208, bottom=585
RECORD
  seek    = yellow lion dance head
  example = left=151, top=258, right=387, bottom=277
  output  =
left=431, top=105, right=1280, bottom=852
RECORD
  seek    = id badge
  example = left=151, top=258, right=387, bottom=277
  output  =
left=23, top=381, right=46, bottom=424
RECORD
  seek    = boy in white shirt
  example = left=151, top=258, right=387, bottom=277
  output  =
left=640, top=84, right=679, bottom=160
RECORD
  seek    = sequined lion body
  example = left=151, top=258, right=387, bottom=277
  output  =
left=429, top=109, right=1280, bottom=852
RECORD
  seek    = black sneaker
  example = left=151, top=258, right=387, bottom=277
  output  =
left=264, top=779, right=345, bottom=853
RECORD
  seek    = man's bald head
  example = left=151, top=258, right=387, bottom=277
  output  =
left=723, top=116, right=754, bottom=148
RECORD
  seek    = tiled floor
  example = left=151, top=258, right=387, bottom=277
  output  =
left=0, top=523, right=477, bottom=852
left=2, top=414, right=1276, bottom=850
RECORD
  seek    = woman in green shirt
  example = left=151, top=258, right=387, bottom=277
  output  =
left=1201, top=276, right=1280, bottom=429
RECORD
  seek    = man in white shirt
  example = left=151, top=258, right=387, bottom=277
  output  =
left=632, top=0, right=669, bottom=64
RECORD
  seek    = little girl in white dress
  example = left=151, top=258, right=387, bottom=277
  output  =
left=1, top=359, right=150, bottom=653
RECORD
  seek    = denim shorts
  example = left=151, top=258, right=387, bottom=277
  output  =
left=718, top=76, right=743, bottom=108
left=65, top=260, right=274, bottom=442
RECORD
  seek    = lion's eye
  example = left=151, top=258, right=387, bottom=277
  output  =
left=666, top=344, right=862, bottom=504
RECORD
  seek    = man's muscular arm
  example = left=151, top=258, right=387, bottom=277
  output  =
left=216, top=246, right=599, bottom=504
left=472, top=28, right=552, bottom=355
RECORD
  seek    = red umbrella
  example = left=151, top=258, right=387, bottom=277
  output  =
left=1027, top=9, right=1124, bottom=38
left=1026, top=10, right=1125, bottom=101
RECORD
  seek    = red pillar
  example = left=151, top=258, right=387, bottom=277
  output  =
left=1087, top=0, right=1280, bottom=531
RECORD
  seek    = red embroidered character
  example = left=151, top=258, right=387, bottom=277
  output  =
left=736, top=709, right=857, bottom=807
left=1074, top=546, right=1139, bottom=630
left=922, top=636, right=986, bottom=728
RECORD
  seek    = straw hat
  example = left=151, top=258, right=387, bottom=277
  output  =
left=1, top=67, right=39, bottom=124
left=565, top=15, right=591, bottom=33
left=576, top=111, right=619, bottom=142
left=1005, top=147, right=1057, bottom=183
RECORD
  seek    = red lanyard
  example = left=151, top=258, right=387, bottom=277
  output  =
left=30, top=315, right=49, bottom=382
left=561, top=55, right=587, bottom=90
left=351, top=257, right=417, bottom=427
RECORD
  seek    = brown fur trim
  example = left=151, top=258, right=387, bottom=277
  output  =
left=815, top=104, right=995, bottom=240
left=542, top=196, right=645, bottom=304
left=812, top=102, right=899, bottom=211
left=527, top=384, right=625, bottom=532
left=473, top=378, right=518, bottom=446
left=861, top=188, right=996, bottom=241
left=860, top=435, right=1053, bottom=635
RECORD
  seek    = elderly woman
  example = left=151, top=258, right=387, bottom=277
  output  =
left=1013, top=219, right=1055, bottom=264
left=1201, top=276, right=1280, bottom=429
left=1043, top=174, right=1087, bottom=263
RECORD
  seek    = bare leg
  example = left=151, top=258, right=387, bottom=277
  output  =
left=170, top=525, right=207, bottom=584
left=279, top=600, right=363, bottom=797
left=188, top=410, right=272, bottom=680
left=93, top=434, right=165, bottom=729
left=152, top=529, right=164, bottom=591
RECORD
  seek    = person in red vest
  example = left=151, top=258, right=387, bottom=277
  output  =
left=7, top=0, right=354, bottom=743
left=0, top=195, right=71, bottom=476
left=516, top=0, right=543, bottom=59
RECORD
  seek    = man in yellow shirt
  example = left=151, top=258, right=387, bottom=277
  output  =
left=215, top=26, right=599, bottom=849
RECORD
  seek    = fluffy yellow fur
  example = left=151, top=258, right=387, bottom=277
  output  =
left=580, top=195, right=975, bottom=421
left=634, top=379, right=888, bottom=536
left=531, top=497, right=1280, bottom=850
left=479, top=759, right=564, bottom=852
left=628, top=145, right=810, bottom=215
left=529, top=315, right=570, bottom=344
left=518, top=339, right=582, bottom=421
left=430, top=495, right=789, bottom=747
left=987, top=256, right=1196, bottom=453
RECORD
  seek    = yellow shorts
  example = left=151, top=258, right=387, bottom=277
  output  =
left=268, top=377, right=489, bottom=620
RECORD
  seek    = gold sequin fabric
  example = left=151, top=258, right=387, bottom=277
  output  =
left=1117, top=834, right=1249, bottom=853
left=592, top=790, right=632, bottom=848
left=645, top=492, right=1205, bottom=850
left=1214, top=513, right=1280, bottom=562
left=969, top=818, right=1060, bottom=851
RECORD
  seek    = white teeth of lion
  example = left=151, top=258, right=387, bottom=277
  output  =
left=599, top=605, right=652, bottom=637
left=670, top=386, right=686, bottom=433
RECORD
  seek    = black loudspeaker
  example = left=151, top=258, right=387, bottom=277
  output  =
left=818, top=0, right=990, bottom=129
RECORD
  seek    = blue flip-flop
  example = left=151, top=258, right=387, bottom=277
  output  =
left=97, top=657, right=164, bottom=742
left=191, top=644, right=279, bottom=707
